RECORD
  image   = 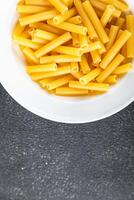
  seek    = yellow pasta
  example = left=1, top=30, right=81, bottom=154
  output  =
left=80, top=68, right=102, bottom=85
left=35, top=32, right=72, bottom=58
left=48, top=0, right=68, bottom=15
left=47, top=20, right=88, bottom=35
left=25, top=0, right=52, bottom=6
left=105, top=75, right=117, bottom=84
left=13, top=0, right=134, bottom=97
left=106, top=25, right=119, bottom=50
left=113, top=63, right=132, bottom=74
left=13, top=36, right=42, bottom=49
left=69, top=81, right=109, bottom=91
left=12, top=22, right=25, bottom=39
left=19, top=9, right=59, bottom=26
left=79, top=55, right=91, bottom=74
left=17, top=5, right=48, bottom=14
left=79, top=35, right=89, bottom=50
left=26, top=63, right=57, bottom=73
left=53, top=46, right=83, bottom=56
left=100, top=30, right=131, bottom=69
left=29, top=22, right=64, bottom=35
left=91, top=50, right=101, bottom=65
left=67, top=16, right=82, bottom=24
left=33, top=29, right=57, bottom=40
left=21, top=47, right=39, bottom=64
left=72, top=33, right=79, bottom=47
left=99, top=0, right=128, bottom=12
left=126, top=15, right=134, bottom=58
left=97, top=54, right=124, bottom=82
left=56, top=87, right=89, bottom=96
left=52, top=7, right=77, bottom=24
left=47, top=74, right=73, bottom=90
left=74, top=0, right=98, bottom=40
left=100, top=5, right=115, bottom=27
left=82, top=0, right=109, bottom=44
left=90, top=0, right=121, bottom=18
left=40, top=55, right=81, bottom=64
left=31, top=65, right=72, bottom=80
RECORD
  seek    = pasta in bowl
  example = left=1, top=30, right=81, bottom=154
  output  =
left=0, top=0, right=134, bottom=123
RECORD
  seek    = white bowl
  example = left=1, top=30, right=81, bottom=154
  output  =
left=0, top=0, right=134, bottom=123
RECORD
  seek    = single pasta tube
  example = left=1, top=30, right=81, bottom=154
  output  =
left=52, top=7, right=77, bottom=24
left=25, top=0, right=52, bottom=6
left=35, top=32, right=72, bottom=58
left=100, top=30, right=131, bottom=69
left=48, top=0, right=68, bottom=15
left=74, top=0, right=98, bottom=40
left=29, top=22, right=64, bottom=35
left=32, top=35, right=48, bottom=44
left=47, top=75, right=73, bottom=90
left=126, top=15, right=134, bottom=58
left=67, top=16, right=82, bottom=24
left=47, top=20, right=88, bottom=35
left=106, top=25, right=119, bottom=50
left=26, top=63, right=57, bottom=73
left=82, top=0, right=109, bottom=44
left=53, top=46, right=83, bottom=56
left=40, top=55, right=81, bottom=64
left=19, top=9, right=59, bottom=26
left=12, top=22, right=25, bottom=39
left=91, top=50, right=101, bottom=65
left=40, top=77, right=56, bottom=87
left=71, top=71, right=83, bottom=80
left=79, top=55, right=91, bottom=74
left=79, top=35, right=89, bottom=50
left=13, top=36, right=42, bottom=49
left=33, top=29, right=58, bottom=40
left=105, top=75, right=117, bottom=84
left=21, top=47, right=39, bottom=64
left=97, top=54, right=125, bottom=82
left=80, top=68, right=102, bottom=85
left=72, top=33, right=79, bottom=47
left=87, top=41, right=102, bottom=52
left=100, top=5, right=115, bottom=27
left=17, top=5, right=48, bottom=14
left=31, top=65, right=72, bottom=80
left=113, top=63, right=132, bottom=74
left=56, top=87, right=89, bottom=96
left=69, top=81, right=109, bottom=91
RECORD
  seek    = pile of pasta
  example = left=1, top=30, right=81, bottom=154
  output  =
left=12, top=0, right=134, bottom=96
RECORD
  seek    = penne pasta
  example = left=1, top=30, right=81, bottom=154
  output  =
left=26, top=63, right=57, bottom=73
left=12, top=22, right=25, bottom=39
left=69, top=81, right=109, bottom=91
left=33, top=29, right=57, bottom=40
left=48, top=0, right=68, bottom=15
left=40, top=55, right=81, bottom=64
left=47, top=20, right=88, bottom=35
left=100, top=30, right=131, bottom=69
left=72, top=33, right=79, bottom=47
left=35, top=32, right=72, bottom=57
left=106, top=25, right=119, bottom=50
left=113, top=63, right=132, bottom=74
left=79, top=35, right=89, bottom=50
left=97, top=54, right=124, bottom=82
left=100, top=5, right=115, bottom=27
left=52, top=7, right=77, bottom=24
left=80, top=68, right=102, bottom=85
left=105, top=75, right=117, bottom=84
left=56, top=87, right=89, bottom=96
left=25, top=0, right=52, bottom=6
left=47, top=74, right=73, bottom=90
left=21, top=47, right=39, bottom=64
left=53, top=46, right=83, bottom=56
left=19, top=9, right=59, bottom=26
left=99, top=0, right=128, bottom=12
left=17, top=5, right=48, bottom=14
left=91, top=50, right=101, bottom=65
left=82, top=0, right=109, bottom=44
left=79, top=55, right=91, bottom=74
left=67, top=16, right=82, bottom=24
left=74, top=0, right=98, bottom=39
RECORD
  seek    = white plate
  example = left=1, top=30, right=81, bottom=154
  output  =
left=0, top=0, right=134, bottom=123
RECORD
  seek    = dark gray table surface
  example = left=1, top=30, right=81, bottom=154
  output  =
left=0, top=84, right=134, bottom=200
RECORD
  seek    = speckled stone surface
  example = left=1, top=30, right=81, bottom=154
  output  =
left=0, top=84, right=134, bottom=200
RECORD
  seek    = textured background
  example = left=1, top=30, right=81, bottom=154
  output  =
left=0, top=84, right=134, bottom=200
